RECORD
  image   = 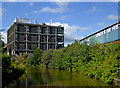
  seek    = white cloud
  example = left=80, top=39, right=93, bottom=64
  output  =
left=46, top=22, right=90, bottom=43
left=32, top=1, right=68, bottom=14
left=55, top=2, right=69, bottom=7
left=32, top=6, right=66, bottom=14
left=29, top=2, right=34, bottom=6
left=40, top=7, right=65, bottom=13
left=87, top=6, right=96, bottom=13
left=107, top=14, right=118, bottom=20
left=1, top=32, right=7, bottom=43
left=97, top=22, right=106, bottom=26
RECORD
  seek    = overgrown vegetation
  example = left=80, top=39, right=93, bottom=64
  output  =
left=2, top=54, right=25, bottom=87
left=11, top=53, right=28, bottom=67
left=2, top=40, right=27, bottom=87
left=27, top=40, right=120, bottom=84
left=3, top=40, right=119, bottom=85
left=27, top=48, right=42, bottom=66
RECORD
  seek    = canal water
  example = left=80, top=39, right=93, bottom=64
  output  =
left=7, top=67, right=111, bottom=87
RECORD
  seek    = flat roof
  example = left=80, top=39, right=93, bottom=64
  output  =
left=7, top=22, right=64, bottom=32
left=15, top=22, right=64, bottom=28
left=79, top=21, right=119, bottom=42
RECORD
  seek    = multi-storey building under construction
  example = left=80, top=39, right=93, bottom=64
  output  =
left=7, top=18, right=64, bottom=56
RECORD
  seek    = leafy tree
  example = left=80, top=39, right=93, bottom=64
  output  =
left=27, top=48, right=42, bottom=66
left=41, top=49, right=53, bottom=68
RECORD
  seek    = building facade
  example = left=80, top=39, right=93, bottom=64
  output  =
left=80, top=22, right=120, bottom=44
left=7, top=18, right=64, bottom=56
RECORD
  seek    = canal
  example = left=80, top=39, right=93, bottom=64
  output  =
left=7, top=67, right=112, bottom=87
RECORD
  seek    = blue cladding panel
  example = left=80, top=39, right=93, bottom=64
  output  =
left=81, top=23, right=119, bottom=44
left=106, top=29, right=118, bottom=42
left=96, top=35, right=104, bottom=43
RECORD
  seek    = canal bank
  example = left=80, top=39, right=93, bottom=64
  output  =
left=4, top=40, right=120, bottom=87
left=7, top=67, right=112, bottom=87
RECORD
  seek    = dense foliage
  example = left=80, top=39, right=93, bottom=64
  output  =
left=27, top=48, right=42, bottom=66
left=2, top=54, right=25, bottom=87
left=2, top=54, right=11, bottom=73
left=11, top=53, right=28, bottom=67
left=38, top=40, right=120, bottom=84
left=26, top=40, right=120, bottom=84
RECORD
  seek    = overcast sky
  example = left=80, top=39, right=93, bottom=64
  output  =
left=1, top=1, right=118, bottom=46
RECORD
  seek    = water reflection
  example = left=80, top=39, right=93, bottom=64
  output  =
left=8, top=67, right=109, bottom=87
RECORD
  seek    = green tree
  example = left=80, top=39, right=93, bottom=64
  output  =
left=27, top=48, right=42, bottom=66
left=41, top=49, right=53, bottom=68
